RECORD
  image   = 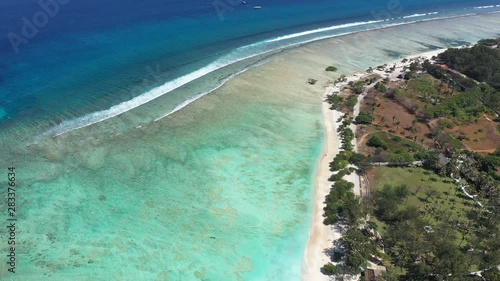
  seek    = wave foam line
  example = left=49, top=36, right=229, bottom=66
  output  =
left=474, top=5, right=496, bottom=9
left=39, top=47, right=276, bottom=139
left=264, top=19, right=383, bottom=43
left=154, top=60, right=268, bottom=122
left=38, top=19, right=387, bottom=139
left=403, top=13, right=428, bottom=19
left=38, top=8, right=499, bottom=140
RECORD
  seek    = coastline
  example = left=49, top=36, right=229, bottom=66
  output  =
left=302, top=47, right=451, bottom=281
left=302, top=86, right=343, bottom=281
left=27, top=11, right=500, bottom=144
left=3, top=12, right=500, bottom=280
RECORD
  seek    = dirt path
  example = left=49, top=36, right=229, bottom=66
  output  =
left=357, top=131, right=376, bottom=147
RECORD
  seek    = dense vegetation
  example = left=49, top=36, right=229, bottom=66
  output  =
left=365, top=132, right=422, bottom=163
left=321, top=112, right=375, bottom=276
left=438, top=43, right=500, bottom=90
left=371, top=167, right=500, bottom=281
left=355, top=111, right=375, bottom=124
left=434, top=39, right=500, bottom=112
left=367, top=135, right=388, bottom=150
left=326, top=94, right=343, bottom=110
left=367, top=41, right=500, bottom=280
left=325, top=75, right=371, bottom=113
left=322, top=39, right=500, bottom=280
left=388, top=73, right=491, bottom=124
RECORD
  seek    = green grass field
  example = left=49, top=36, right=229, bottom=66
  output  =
left=371, top=167, right=476, bottom=244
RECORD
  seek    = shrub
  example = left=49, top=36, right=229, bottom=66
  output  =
left=375, top=82, right=387, bottom=92
left=329, top=168, right=349, bottom=181
left=409, top=61, right=420, bottom=71
left=438, top=118, right=455, bottom=129
left=355, top=112, right=375, bottom=124
left=404, top=72, right=416, bottom=80
left=350, top=152, right=373, bottom=173
left=326, top=94, right=344, bottom=110
left=345, top=96, right=358, bottom=107
left=330, top=152, right=352, bottom=171
left=351, top=81, right=365, bottom=95
left=391, top=152, right=414, bottom=163
left=367, top=135, right=389, bottom=150
left=334, top=160, right=349, bottom=171
left=322, top=263, right=341, bottom=275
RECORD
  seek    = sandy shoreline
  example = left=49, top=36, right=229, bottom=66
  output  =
left=302, top=47, right=450, bottom=281
left=302, top=85, right=343, bottom=281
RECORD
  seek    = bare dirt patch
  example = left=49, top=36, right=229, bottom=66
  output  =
left=357, top=89, right=434, bottom=154
left=446, top=114, right=500, bottom=153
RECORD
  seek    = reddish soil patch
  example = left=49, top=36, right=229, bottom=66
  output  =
left=358, top=89, right=434, bottom=151
left=446, top=115, right=500, bottom=154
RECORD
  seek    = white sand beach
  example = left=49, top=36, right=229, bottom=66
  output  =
left=302, top=47, right=454, bottom=281
left=302, top=85, right=343, bottom=281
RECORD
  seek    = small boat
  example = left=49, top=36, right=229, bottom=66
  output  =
left=253, top=6, right=262, bottom=9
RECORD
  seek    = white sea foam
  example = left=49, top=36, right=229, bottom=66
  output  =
left=39, top=19, right=389, bottom=139
left=264, top=20, right=383, bottom=43
left=38, top=8, right=499, bottom=139
left=403, top=13, right=428, bottom=19
left=474, top=5, right=495, bottom=9
left=40, top=46, right=273, bottom=138
left=154, top=60, right=267, bottom=122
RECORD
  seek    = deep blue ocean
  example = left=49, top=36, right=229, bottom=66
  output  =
left=1, top=0, right=500, bottom=134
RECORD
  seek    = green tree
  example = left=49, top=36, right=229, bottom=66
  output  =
left=483, top=267, right=500, bottom=281
left=416, top=150, right=442, bottom=173
left=375, top=82, right=388, bottom=92
left=355, top=112, right=375, bottom=124
left=345, top=96, right=358, bottom=107
left=326, top=94, right=344, bottom=110
left=339, top=227, right=377, bottom=273
left=351, top=81, right=365, bottom=95
left=374, top=184, right=409, bottom=222
left=350, top=153, right=373, bottom=174
left=321, top=262, right=341, bottom=275
left=345, top=253, right=367, bottom=274
left=409, top=61, right=420, bottom=72
left=367, top=135, right=389, bottom=150
left=379, top=269, right=400, bottom=281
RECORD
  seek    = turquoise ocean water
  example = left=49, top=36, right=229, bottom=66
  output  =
left=1, top=1, right=500, bottom=280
